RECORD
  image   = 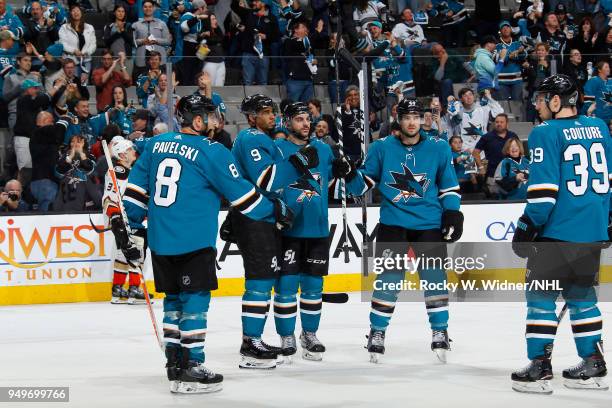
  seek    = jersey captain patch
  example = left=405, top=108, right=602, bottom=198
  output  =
left=386, top=163, right=430, bottom=202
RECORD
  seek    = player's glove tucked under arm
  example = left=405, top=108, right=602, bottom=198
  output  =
left=289, top=145, right=319, bottom=173
left=273, top=198, right=294, bottom=231
left=220, top=210, right=237, bottom=243
left=110, top=214, right=130, bottom=250
left=332, top=156, right=358, bottom=182
left=512, top=214, right=538, bottom=258
left=441, top=210, right=464, bottom=242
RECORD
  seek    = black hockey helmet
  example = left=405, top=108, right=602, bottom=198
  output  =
left=176, top=94, right=218, bottom=126
left=240, top=94, right=278, bottom=116
left=536, top=74, right=578, bottom=108
left=282, top=101, right=310, bottom=121
left=396, top=98, right=423, bottom=118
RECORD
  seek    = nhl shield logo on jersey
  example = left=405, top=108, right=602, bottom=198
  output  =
left=289, top=173, right=321, bottom=202
left=386, top=163, right=430, bottom=202
left=182, top=276, right=191, bottom=286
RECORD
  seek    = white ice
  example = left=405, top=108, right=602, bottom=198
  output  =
left=1, top=295, right=611, bottom=408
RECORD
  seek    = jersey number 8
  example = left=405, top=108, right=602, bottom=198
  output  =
left=154, top=158, right=182, bottom=207
left=564, top=143, right=609, bottom=196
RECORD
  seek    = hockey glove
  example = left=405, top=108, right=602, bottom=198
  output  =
left=441, top=210, right=464, bottom=242
left=273, top=198, right=294, bottom=231
left=110, top=214, right=130, bottom=250
left=220, top=210, right=237, bottom=243
left=332, top=156, right=358, bottom=182
left=289, top=144, right=319, bottom=172
left=512, top=214, right=538, bottom=258
left=122, top=237, right=144, bottom=265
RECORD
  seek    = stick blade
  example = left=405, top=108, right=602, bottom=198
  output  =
left=322, top=293, right=349, bottom=303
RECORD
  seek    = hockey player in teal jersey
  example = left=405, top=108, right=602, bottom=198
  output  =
left=511, top=75, right=610, bottom=394
left=121, top=94, right=291, bottom=394
left=349, top=98, right=463, bottom=364
left=272, top=102, right=364, bottom=362
left=227, top=94, right=319, bottom=369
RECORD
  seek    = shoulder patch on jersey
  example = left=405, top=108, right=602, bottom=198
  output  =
left=536, top=121, right=550, bottom=127
left=174, top=134, right=182, bottom=140
left=114, top=165, right=125, bottom=174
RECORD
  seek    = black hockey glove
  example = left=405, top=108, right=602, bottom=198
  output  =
left=122, top=240, right=143, bottom=264
left=512, top=214, right=538, bottom=258
left=332, top=156, right=358, bottom=182
left=441, top=210, right=464, bottom=242
left=220, top=210, right=237, bottom=243
left=273, top=198, right=294, bottom=231
left=289, top=145, right=319, bottom=172
left=110, top=214, right=130, bottom=250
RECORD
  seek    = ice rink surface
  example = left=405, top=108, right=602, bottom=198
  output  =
left=1, top=294, right=611, bottom=408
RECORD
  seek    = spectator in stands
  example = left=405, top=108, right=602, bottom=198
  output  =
left=53, top=134, right=96, bottom=211
left=23, top=1, right=61, bottom=69
left=431, top=0, right=468, bottom=48
left=193, top=71, right=226, bottom=116
left=152, top=122, right=168, bottom=135
left=446, top=87, right=504, bottom=152
left=13, top=79, right=50, bottom=186
left=92, top=49, right=131, bottom=111
left=570, top=16, right=599, bottom=64
left=176, top=0, right=208, bottom=86
left=132, top=0, right=171, bottom=81
left=379, top=102, right=398, bottom=138
left=313, top=119, right=337, bottom=150
left=231, top=0, right=280, bottom=85
left=553, top=3, right=575, bottom=32
left=583, top=60, right=612, bottom=124
left=450, top=135, right=477, bottom=194
left=59, top=5, right=97, bottom=85
left=40, top=43, right=63, bottom=83
left=562, top=48, right=588, bottom=94
left=135, top=51, right=163, bottom=108
left=212, top=121, right=233, bottom=150
left=326, top=32, right=351, bottom=104
left=104, top=85, right=134, bottom=136
left=421, top=98, right=447, bottom=140
left=285, top=19, right=316, bottom=103
left=523, top=42, right=552, bottom=122
left=496, top=21, right=527, bottom=101
left=533, top=12, right=567, bottom=66
left=353, top=0, right=388, bottom=32
left=58, top=97, right=109, bottom=146
left=127, top=109, right=153, bottom=140
left=201, top=13, right=226, bottom=87
left=103, top=5, right=134, bottom=58
left=3, top=54, right=40, bottom=130
left=1, top=179, right=29, bottom=212
left=337, top=85, right=363, bottom=161
left=472, top=113, right=518, bottom=197
left=0, top=0, right=24, bottom=40
left=494, top=137, right=529, bottom=200
left=430, top=43, right=470, bottom=107
left=595, top=26, right=612, bottom=65
left=474, top=0, right=502, bottom=38
left=473, top=35, right=505, bottom=94
left=392, top=7, right=426, bottom=45
left=29, top=111, right=62, bottom=211
left=147, top=73, right=179, bottom=130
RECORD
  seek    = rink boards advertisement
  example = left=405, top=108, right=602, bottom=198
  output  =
left=1, top=203, right=611, bottom=305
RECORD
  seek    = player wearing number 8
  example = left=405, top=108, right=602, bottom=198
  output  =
left=511, top=75, right=610, bottom=394
left=122, top=94, right=281, bottom=394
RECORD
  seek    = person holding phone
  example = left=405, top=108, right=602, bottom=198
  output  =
left=0, top=179, right=29, bottom=212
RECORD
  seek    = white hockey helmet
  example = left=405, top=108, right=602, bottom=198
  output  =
left=111, top=137, right=134, bottom=159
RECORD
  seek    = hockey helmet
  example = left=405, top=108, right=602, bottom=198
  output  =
left=396, top=98, right=423, bottom=118
left=240, top=94, right=278, bottom=116
left=176, top=94, right=219, bottom=127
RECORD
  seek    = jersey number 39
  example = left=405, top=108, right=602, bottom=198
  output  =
left=564, top=143, right=609, bottom=196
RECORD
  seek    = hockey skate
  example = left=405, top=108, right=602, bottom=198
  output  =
left=127, top=285, right=146, bottom=305
left=277, top=335, right=297, bottom=364
left=300, top=331, right=325, bottom=361
left=563, top=343, right=608, bottom=391
left=165, top=347, right=181, bottom=393
left=431, top=330, right=451, bottom=364
left=239, top=336, right=278, bottom=369
left=110, top=284, right=128, bottom=304
left=176, top=361, right=223, bottom=394
left=511, top=356, right=554, bottom=394
left=366, top=329, right=385, bottom=363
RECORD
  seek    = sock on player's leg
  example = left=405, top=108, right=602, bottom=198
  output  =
left=179, top=290, right=210, bottom=363
left=242, top=278, right=275, bottom=338
left=299, top=274, right=323, bottom=333
left=273, top=274, right=299, bottom=337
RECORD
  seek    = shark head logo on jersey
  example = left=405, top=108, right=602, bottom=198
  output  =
left=386, top=163, right=430, bottom=202
left=289, top=173, right=321, bottom=202
left=463, top=122, right=484, bottom=137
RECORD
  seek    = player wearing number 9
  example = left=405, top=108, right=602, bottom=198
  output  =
left=511, top=75, right=611, bottom=394
left=122, top=94, right=283, bottom=394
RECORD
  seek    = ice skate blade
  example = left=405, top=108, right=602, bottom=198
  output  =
left=302, top=349, right=323, bottom=361
left=512, top=380, right=553, bottom=394
left=169, top=380, right=180, bottom=393
left=127, top=298, right=147, bottom=305
left=563, top=377, right=609, bottom=391
left=433, top=348, right=447, bottom=364
left=277, top=355, right=293, bottom=365
left=175, top=381, right=222, bottom=394
left=239, top=356, right=277, bottom=369
left=369, top=352, right=382, bottom=364
left=110, top=297, right=127, bottom=304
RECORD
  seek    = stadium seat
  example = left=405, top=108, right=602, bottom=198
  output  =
left=175, top=86, right=198, bottom=97
left=213, top=86, right=245, bottom=102
left=511, top=122, right=534, bottom=141
left=314, top=85, right=329, bottom=100
left=224, top=103, right=246, bottom=124
left=244, top=85, right=281, bottom=101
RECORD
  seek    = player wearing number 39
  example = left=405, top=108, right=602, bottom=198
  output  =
left=511, top=75, right=610, bottom=394
left=122, top=94, right=283, bottom=394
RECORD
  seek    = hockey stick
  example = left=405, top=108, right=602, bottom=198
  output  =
left=102, top=140, right=164, bottom=352
left=322, top=293, right=349, bottom=304
left=89, top=215, right=110, bottom=233
left=357, top=64, right=370, bottom=279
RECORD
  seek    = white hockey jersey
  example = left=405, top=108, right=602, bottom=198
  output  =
left=102, top=161, right=130, bottom=228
